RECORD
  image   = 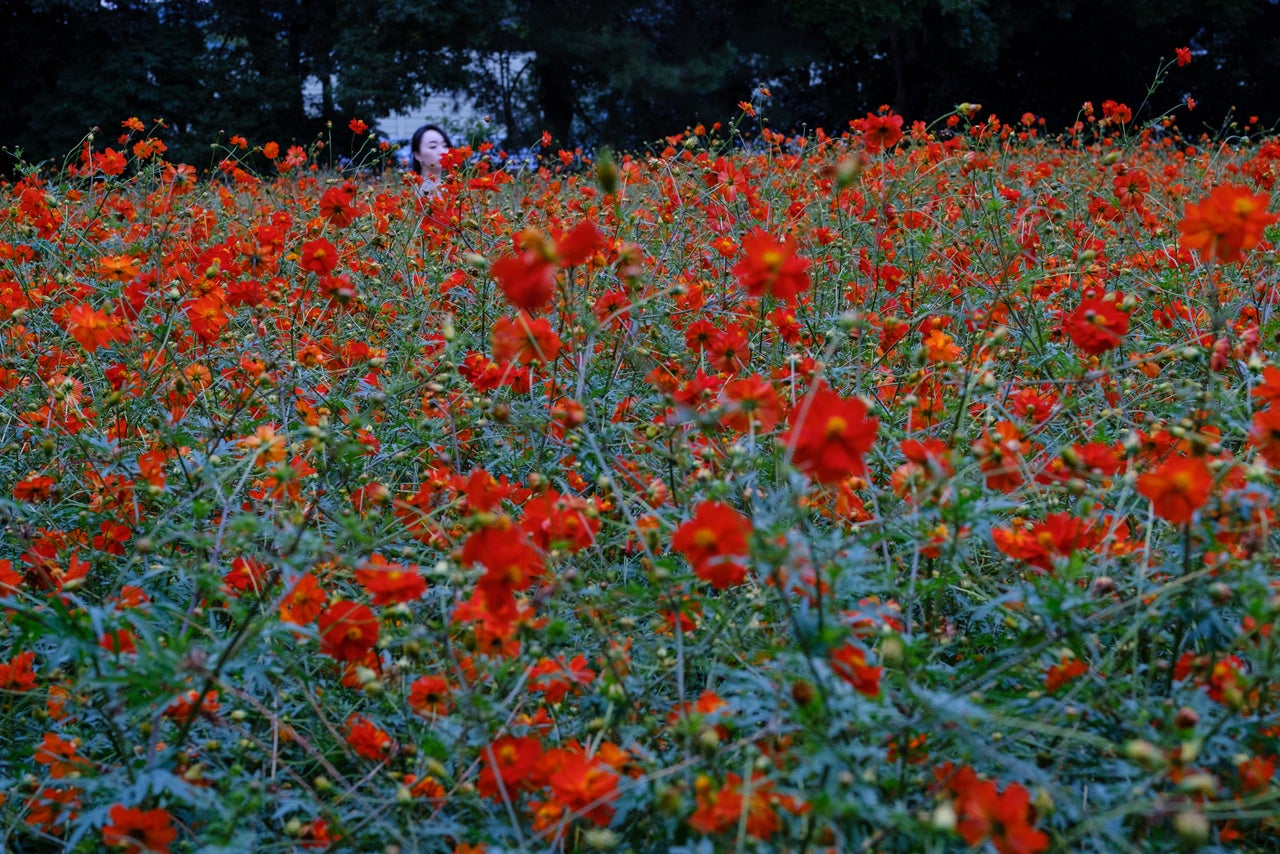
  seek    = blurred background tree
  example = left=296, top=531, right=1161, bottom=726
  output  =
left=2, top=0, right=1277, bottom=171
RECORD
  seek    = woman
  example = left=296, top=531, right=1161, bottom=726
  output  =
left=410, top=123, right=452, bottom=196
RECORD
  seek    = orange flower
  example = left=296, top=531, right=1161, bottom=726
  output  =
left=65, top=303, right=125, bottom=352
left=101, top=804, right=177, bottom=854
left=98, top=254, right=140, bottom=282
left=1178, top=183, right=1276, bottom=264
left=34, top=733, right=90, bottom=778
left=24, top=785, right=81, bottom=833
left=1136, top=455, right=1213, bottom=524
left=12, top=475, right=55, bottom=503
left=279, top=574, right=325, bottom=624
left=240, top=424, right=287, bottom=467
left=923, top=328, right=962, bottom=363
left=319, top=182, right=366, bottom=228
left=991, top=513, right=1100, bottom=573
left=529, top=654, right=595, bottom=703
left=185, top=292, right=228, bottom=344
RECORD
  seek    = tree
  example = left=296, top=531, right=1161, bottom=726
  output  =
left=1, top=0, right=208, bottom=170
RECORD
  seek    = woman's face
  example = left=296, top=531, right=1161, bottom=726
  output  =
left=416, top=130, right=448, bottom=173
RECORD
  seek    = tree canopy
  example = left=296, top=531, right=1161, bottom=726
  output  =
left=3, top=0, right=1278, bottom=168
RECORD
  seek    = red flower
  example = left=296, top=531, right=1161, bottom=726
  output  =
left=991, top=513, right=1100, bottom=573
left=491, top=222, right=603, bottom=311
left=954, top=778, right=1048, bottom=854
left=13, top=475, right=55, bottom=503
left=529, top=654, right=596, bottom=704
left=346, top=713, right=395, bottom=761
left=720, top=373, right=783, bottom=433
left=1101, top=100, right=1131, bottom=124
left=706, top=324, right=750, bottom=374
left=1067, top=292, right=1131, bottom=355
left=319, top=182, right=366, bottom=228
left=520, top=491, right=600, bottom=552
left=971, top=421, right=1029, bottom=493
left=476, top=735, right=546, bottom=799
left=0, top=650, right=36, bottom=692
left=784, top=387, right=879, bottom=484
left=1178, top=184, right=1276, bottom=264
left=461, top=520, right=544, bottom=593
left=492, top=312, right=561, bottom=364
left=555, top=220, right=604, bottom=266
left=101, top=804, right=177, bottom=853
left=1136, top=455, right=1213, bottom=524
left=731, top=229, right=811, bottom=304
left=542, top=745, right=620, bottom=826
left=299, top=238, right=339, bottom=276
left=93, top=148, right=127, bottom=176
left=688, top=772, right=801, bottom=840
left=491, top=250, right=556, bottom=311
left=318, top=601, right=380, bottom=661
left=1045, top=654, right=1088, bottom=693
left=1175, top=46, right=1192, bottom=67
left=1247, top=406, right=1280, bottom=468
left=672, top=501, right=752, bottom=589
left=408, top=675, right=452, bottom=716
left=859, top=111, right=904, bottom=153
left=355, top=553, right=427, bottom=605
left=830, top=642, right=882, bottom=698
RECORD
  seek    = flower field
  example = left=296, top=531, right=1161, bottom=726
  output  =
left=1, top=105, right=1279, bottom=852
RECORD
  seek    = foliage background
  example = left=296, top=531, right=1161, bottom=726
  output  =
left=3, top=0, right=1280, bottom=168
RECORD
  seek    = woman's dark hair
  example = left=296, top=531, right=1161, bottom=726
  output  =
left=410, top=124, right=453, bottom=170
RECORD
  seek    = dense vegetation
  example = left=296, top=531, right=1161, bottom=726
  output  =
left=1, top=85, right=1279, bottom=850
